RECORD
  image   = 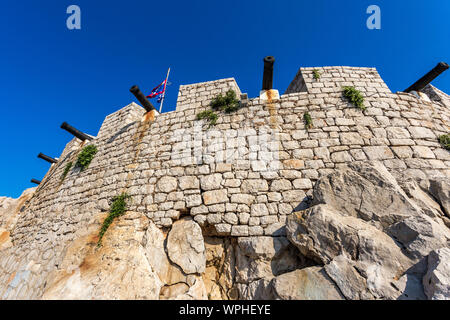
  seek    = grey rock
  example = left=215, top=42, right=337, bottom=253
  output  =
left=167, top=218, right=206, bottom=274
left=272, top=267, right=344, bottom=300
left=429, top=179, right=450, bottom=218
left=423, top=248, right=450, bottom=300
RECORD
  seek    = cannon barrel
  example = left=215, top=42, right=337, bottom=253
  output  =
left=37, top=153, right=58, bottom=164
left=60, top=122, right=93, bottom=141
left=405, top=62, right=449, bottom=93
left=262, top=56, right=275, bottom=91
left=30, top=179, right=41, bottom=185
left=130, top=85, right=155, bottom=112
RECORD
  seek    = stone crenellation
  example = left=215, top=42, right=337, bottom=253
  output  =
left=0, top=65, right=449, bottom=299
left=176, top=78, right=242, bottom=112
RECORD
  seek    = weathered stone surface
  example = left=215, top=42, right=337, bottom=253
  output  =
left=200, top=174, right=222, bottom=191
left=167, top=218, right=206, bottom=274
left=270, top=179, right=292, bottom=191
left=386, top=127, right=410, bottom=139
left=388, top=214, right=450, bottom=260
left=179, top=176, right=200, bottom=190
left=234, top=236, right=311, bottom=298
left=230, top=194, right=255, bottom=205
left=324, top=253, right=372, bottom=300
left=157, top=176, right=178, bottom=193
left=363, top=146, right=394, bottom=160
left=42, top=213, right=163, bottom=300
left=423, top=248, right=450, bottom=300
left=203, top=190, right=228, bottom=205
left=241, top=179, right=269, bottom=193
left=0, top=188, right=35, bottom=250
left=287, top=162, right=450, bottom=300
left=312, top=161, right=422, bottom=229
left=340, top=132, right=364, bottom=145
left=397, top=177, right=444, bottom=219
left=250, top=204, right=269, bottom=217
left=408, top=127, right=436, bottom=139
left=272, top=267, right=344, bottom=300
left=144, top=222, right=185, bottom=285
left=429, top=179, right=450, bottom=218
left=411, top=146, right=435, bottom=159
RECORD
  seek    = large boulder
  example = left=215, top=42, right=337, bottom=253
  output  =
left=286, top=161, right=450, bottom=300
left=233, top=236, right=314, bottom=300
left=0, top=188, right=35, bottom=250
left=423, top=248, right=450, bottom=300
left=166, top=217, right=206, bottom=274
left=272, top=267, right=344, bottom=300
left=42, top=212, right=163, bottom=300
left=429, top=179, right=450, bottom=218
left=287, top=204, right=414, bottom=299
left=311, top=161, right=422, bottom=229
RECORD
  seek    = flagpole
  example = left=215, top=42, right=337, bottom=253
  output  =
left=159, top=67, right=171, bottom=113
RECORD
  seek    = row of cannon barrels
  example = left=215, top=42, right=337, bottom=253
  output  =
left=31, top=122, right=94, bottom=185
left=30, top=58, right=447, bottom=185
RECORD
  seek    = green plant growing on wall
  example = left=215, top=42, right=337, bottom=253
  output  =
left=303, top=112, right=313, bottom=129
left=196, top=90, right=241, bottom=127
left=439, top=134, right=450, bottom=150
left=342, top=86, right=366, bottom=110
left=61, top=162, right=73, bottom=181
left=76, top=145, right=98, bottom=170
left=210, top=89, right=240, bottom=113
left=312, top=69, right=321, bottom=80
left=97, top=193, right=131, bottom=246
left=196, top=109, right=218, bottom=127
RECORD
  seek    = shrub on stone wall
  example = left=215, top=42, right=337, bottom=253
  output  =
left=61, top=162, right=73, bottom=181
left=439, top=134, right=450, bottom=150
left=76, top=145, right=98, bottom=170
left=196, top=109, right=218, bottom=127
left=303, top=112, right=313, bottom=129
left=313, top=69, right=321, bottom=80
left=342, top=86, right=366, bottom=110
left=196, top=90, right=241, bottom=127
left=97, top=193, right=131, bottom=246
left=210, top=89, right=240, bottom=113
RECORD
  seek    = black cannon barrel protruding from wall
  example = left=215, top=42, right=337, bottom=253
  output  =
left=30, top=179, right=41, bottom=185
left=405, top=62, right=449, bottom=93
left=60, top=122, right=93, bottom=141
left=262, top=56, right=275, bottom=91
left=130, top=85, right=155, bottom=112
left=37, top=153, right=58, bottom=164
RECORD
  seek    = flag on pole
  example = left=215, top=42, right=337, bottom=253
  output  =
left=146, top=80, right=167, bottom=103
left=146, top=68, right=171, bottom=113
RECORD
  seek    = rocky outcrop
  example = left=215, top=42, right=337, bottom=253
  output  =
left=0, top=188, right=35, bottom=250
left=234, top=236, right=313, bottom=299
left=167, top=218, right=206, bottom=274
left=286, top=161, right=450, bottom=300
left=423, top=248, right=450, bottom=300
left=272, top=267, right=344, bottom=300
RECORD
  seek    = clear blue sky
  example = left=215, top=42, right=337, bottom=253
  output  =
left=1, top=0, right=449, bottom=198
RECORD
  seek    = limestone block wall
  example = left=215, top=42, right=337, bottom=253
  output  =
left=285, top=66, right=391, bottom=95
left=11, top=71, right=450, bottom=237
left=176, top=78, right=242, bottom=111
left=1, top=66, right=449, bottom=299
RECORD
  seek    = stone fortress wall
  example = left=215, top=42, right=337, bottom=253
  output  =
left=1, top=65, right=449, bottom=299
